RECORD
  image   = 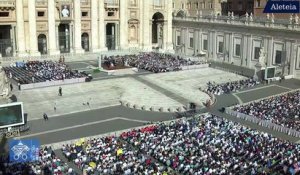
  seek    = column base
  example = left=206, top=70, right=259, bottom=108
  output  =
left=74, top=49, right=85, bottom=54
left=17, top=51, right=29, bottom=57
left=99, top=47, right=108, bottom=52
left=29, top=51, right=41, bottom=57
left=90, top=48, right=102, bottom=53
left=48, top=50, right=60, bottom=56
left=142, top=45, right=152, bottom=52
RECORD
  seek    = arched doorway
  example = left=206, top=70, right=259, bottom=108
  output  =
left=58, top=24, right=70, bottom=53
left=81, top=33, right=89, bottom=52
left=152, top=12, right=164, bottom=48
left=38, top=34, right=47, bottom=55
left=0, top=25, right=13, bottom=57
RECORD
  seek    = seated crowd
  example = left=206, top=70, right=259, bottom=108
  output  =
left=57, top=113, right=300, bottom=175
left=61, top=134, right=170, bottom=175
left=121, top=114, right=300, bottom=175
left=103, top=52, right=204, bottom=73
left=233, top=90, right=300, bottom=132
left=205, top=78, right=259, bottom=95
left=5, top=60, right=87, bottom=84
left=0, top=146, right=76, bottom=175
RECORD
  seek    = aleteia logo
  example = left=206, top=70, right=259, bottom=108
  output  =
left=263, top=0, right=300, bottom=13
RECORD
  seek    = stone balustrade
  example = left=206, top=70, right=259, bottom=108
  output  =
left=173, top=15, right=300, bottom=31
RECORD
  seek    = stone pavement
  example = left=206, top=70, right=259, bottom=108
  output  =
left=141, top=68, right=247, bottom=107
left=16, top=77, right=182, bottom=120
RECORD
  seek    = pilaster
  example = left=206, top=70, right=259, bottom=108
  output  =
left=48, top=0, right=60, bottom=55
left=28, top=0, right=40, bottom=56
left=119, top=0, right=128, bottom=50
left=73, top=0, right=84, bottom=54
left=16, top=0, right=28, bottom=57
left=98, top=0, right=107, bottom=51
left=90, top=0, right=100, bottom=52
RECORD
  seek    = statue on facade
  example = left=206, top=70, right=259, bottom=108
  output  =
left=199, top=10, right=202, bottom=18
left=228, top=11, right=231, bottom=18
left=0, top=65, right=11, bottom=100
left=266, top=14, right=270, bottom=20
left=245, top=12, right=249, bottom=20
left=231, top=12, right=235, bottom=20
left=290, top=14, right=293, bottom=24
left=250, top=13, right=253, bottom=21
left=271, top=13, right=274, bottom=23
left=61, top=5, right=70, bottom=18
left=258, top=47, right=266, bottom=67
left=295, top=14, right=299, bottom=25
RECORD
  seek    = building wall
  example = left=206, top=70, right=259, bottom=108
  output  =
left=225, top=0, right=254, bottom=16
left=173, top=17, right=300, bottom=78
left=0, top=0, right=173, bottom=57
left=253, top=0, right=292, bottom=19
left=173, top=0, right=222, bottom=17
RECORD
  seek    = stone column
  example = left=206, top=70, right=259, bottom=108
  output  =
left=69, top=24, right=74, bottom=53
left=228, top=33, right=233, bottom=63
left=10, top=25, right=16, bottom=56
left=142, top=0, right=151, bottom=51
left=48, top=0, right=60, bottom=55
left=28, top=0, right=40, bottom=56
left=267, top=37, right=273, bottom=66
left=73, top=0, right=84, bottom=53
left=165, top=0, right=173, bottom=52
left=246, top=35, right=252, bottom=67
left=16, top=0, right=27, bottom=57
left=98, top=0, right=107, bottom=51
left=119, top=0, right=128, bottom=50
left=90, top=0, right=99, bottom=52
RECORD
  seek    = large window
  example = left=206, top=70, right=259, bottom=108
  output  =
left=154, top=0, right=162, bottom=6
left=256, top=0, right=261, bottom=7
left=218, top=42, right=224, bottom=53
left=177, top=36, right=181, bottom=46
left=275, top=50, right=282, bottom=64
left=190, top=38, right=194, bottom=48
left=235, top=44, right=241, bottom=57
left=254, top=47, right=260, bottom=60
left=234, top=38, right=242, bottom=57
left=203, top=39, right=208, bottom=50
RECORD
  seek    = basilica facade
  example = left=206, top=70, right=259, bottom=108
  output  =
left=0, top=0, right=173, bottom=57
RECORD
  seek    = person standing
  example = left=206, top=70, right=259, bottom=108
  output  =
left=43, top=113, right=48, bottom=121
left=58, top=87, right=62, bottom=96
left=10, top=83, right=13, bottom=91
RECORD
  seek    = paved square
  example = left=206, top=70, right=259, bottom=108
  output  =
left=141, top=68, right=247, bottom=106
left=17, top=77, right=182, bottom=120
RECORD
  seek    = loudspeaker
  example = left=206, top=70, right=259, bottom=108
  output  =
left=24, top=113, right=28, bottom=124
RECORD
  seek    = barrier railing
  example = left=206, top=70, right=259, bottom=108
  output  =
left=20, top=77, right=86, bottom=90
left=225, top=89, right=300, bottom=138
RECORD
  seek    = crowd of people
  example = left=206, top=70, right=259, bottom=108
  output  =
left=56, top=113, right=300, bottom=175
left=0, top=146, right=76, bottom=175
left=121, top=114, right=300, bottom=175
left=103, top=52, right=204, bottom=73
left=1, top=113, right=299, bottom=175
left=205, top=78, right=260, bottom=95
left=5, top=60, right=87, bottom=84
left=233, top=90, right=300, bottom=132
left=61, top=135, right=171, bottom=175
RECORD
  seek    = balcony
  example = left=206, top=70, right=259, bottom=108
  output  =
left=0, top=0, right=15, bottom=7
left=104, top=0, right=119, bottom=8
left=36, top=0, right=47, bottom=6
